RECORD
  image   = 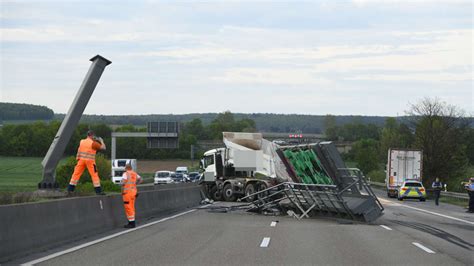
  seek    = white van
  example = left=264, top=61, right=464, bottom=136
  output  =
left=175, top=166, right=189, bottom=182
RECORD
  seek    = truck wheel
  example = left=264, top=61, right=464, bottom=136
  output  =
left=210, top=186, right=223, bottom=201
left=223, top=183, right=236, bottom=202
left=244, top=183, right=256, bottom=202
left=257, top=183, right=269, bottom=200
left=397, top=197, right=403, bottom=201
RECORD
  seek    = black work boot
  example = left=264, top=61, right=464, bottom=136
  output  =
left=124, top=221, right=136, bottom=228
left=67, top=185, right=76, bottom=197
left=95, top=186, right=106, bottom=195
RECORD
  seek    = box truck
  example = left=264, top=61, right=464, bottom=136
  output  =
left=385, top=149, right=423, bottom=198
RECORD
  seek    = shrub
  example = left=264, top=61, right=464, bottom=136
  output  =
left=75, top=181, right=121, bottom=194
left=56, top=154, right=111, bottom=188
left=367, top=169, right=385, bottom=183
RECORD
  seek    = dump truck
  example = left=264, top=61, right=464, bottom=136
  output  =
left=385, top=149, right=423, bottom=198
left=200, top=132, right=285, bottom=201
left=202, top=132, right=361, bottom=200
left=202, top=132, right=384, bottom=222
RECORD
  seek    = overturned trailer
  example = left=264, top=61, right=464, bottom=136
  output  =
left=243, top=142, right=384, bottom=223
left=201, top=133, right=384, bottom=223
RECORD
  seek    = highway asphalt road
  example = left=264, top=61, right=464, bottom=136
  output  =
left=20, top=189, right=473, bottom=266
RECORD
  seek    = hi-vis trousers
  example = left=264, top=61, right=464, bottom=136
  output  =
left=69, top=159, right=101, bottom=187
left=123, top=190, right=137, bottom=222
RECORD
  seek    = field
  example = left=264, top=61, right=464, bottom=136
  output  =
left=0, top=157, right=200, bottom=192
left=0, top=157, right=44, bottom=192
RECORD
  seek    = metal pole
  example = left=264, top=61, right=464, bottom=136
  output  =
left=39, top=55, right=112, bottom=189
left=111, top=135, right=116, bottom=162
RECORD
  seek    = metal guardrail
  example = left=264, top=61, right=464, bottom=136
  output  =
left=440, top=191, right=469, bottom=200
left=368, top=181, right=469, bottom=200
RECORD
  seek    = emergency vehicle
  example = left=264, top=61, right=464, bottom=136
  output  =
left=398, top=181, right=426, bottom=201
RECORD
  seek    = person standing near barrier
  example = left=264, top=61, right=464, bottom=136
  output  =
left=67, top=130, right=106, bottom=195
left=122, top=164, right=142, bottom=228
left=431, top=178, right=443, bottom=206
left=464, top=177, right=474, bottom=213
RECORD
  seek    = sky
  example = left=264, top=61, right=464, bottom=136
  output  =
left=0, top=0, right=472, bottom=116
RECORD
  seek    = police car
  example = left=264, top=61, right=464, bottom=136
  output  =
left=398, top=181, right=426, bottom=201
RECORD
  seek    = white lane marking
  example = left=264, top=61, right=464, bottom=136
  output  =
left=378, top=197, right=474, bottom=226
left=99, top=200, right=103, bottom=210
left=378, top=198, right=401, bottom=206
left=412, top=242, right=435, bottom=254
left=260, top=237, right=271, bottom=248
left=22, top=209, right=196, bottom=265
left=270, top=221, right=277, bottom=227
left=380, top=225, right=392, bottom=231
left=399, top=204, right=474, bottom=226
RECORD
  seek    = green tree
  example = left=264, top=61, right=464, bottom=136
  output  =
left=324, top=114, right=338, bottom=140
left=378, top=118, right=415, bottom=160
left=350, top=138, right=380, bottom=174
left=407, top=97, right=469, bottom=185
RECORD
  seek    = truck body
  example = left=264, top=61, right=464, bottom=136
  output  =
left=111, top=159, right=137, bottom=184
left=385, top=149, right=423, bottom=198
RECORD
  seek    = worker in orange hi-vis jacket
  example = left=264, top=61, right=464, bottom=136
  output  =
left=122, top=163, right=142, bottom=228
left=67, top=130, right=106, bottom=195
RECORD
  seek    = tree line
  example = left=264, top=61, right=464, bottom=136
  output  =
left=54, top=112, right=398, bottom=134
left=0, top=102, right=54, bottom=121
left=0, top=111, right=255, bottom=160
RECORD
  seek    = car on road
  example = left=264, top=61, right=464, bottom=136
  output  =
left=176, top=166, right=189, bottom=182
left=188, top=172, right=201, bottom=182
left=154, top=171, right=173, bottom=185
left=170, top=172, right=183, bottom=183
left=398, top=181, right=426, bottom=201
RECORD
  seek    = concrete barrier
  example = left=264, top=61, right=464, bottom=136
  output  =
left=0, top=183, right=201, bottom=263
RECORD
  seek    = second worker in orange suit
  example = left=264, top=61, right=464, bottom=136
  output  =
left=122, top=164, right=142, bottom=228
left=67, top=130, right=106, bottom=195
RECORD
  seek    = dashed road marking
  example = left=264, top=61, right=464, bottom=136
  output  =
left=22, top=209, right=196, bottom=265
left=260, top=237, right=271, bottom=247
left=412, top=242, right=435, bottom=254
left=270, top=221, right=277, bottom=227
left=380, top=225, right=392, bottom=231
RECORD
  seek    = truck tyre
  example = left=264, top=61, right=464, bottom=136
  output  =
left=397, top=197, right=403, bottom=201
left=257, top=182, right=269, bottom=200
left=244, top=183, right=256, bottom=202
left=210, top=185, right=223, bottom=201
left=223, top=183, right=236, bottom=202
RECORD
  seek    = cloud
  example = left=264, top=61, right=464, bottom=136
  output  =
left=1, top=1, right=472, bottom=115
